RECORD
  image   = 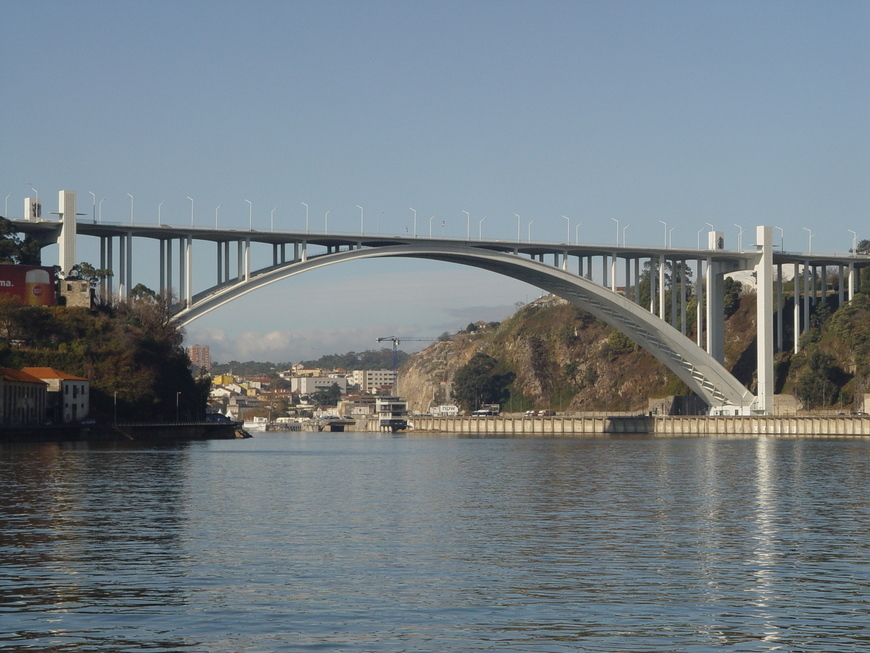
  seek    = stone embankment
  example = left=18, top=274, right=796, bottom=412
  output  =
left=411, top=415, right=870, bottom=439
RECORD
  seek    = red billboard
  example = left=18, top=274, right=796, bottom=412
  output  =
left=0, top=264, right=56, bottom=306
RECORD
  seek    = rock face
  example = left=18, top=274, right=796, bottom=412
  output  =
left=399, top=295, right=721, bottom=414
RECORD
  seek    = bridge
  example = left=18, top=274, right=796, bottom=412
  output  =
left=9, top=190, right=870, bottom=416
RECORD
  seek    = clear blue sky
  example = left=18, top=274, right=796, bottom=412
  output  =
left=2, top=1, right=868, bottom=363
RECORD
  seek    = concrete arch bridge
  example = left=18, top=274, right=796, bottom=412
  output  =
left=10, top=190, right=870, bottom=415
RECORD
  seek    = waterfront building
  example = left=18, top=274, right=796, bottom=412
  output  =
left=21, top=367, right=89, bottom=424
left=291, top=376, right=348, bottom=395
left=0, top=368, right=47, bottom=427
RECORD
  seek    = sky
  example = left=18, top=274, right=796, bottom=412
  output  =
left=2, top=1, right=868, bottom=364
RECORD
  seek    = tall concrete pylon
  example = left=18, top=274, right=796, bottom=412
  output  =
left=57, top=190, right=77, bottom=274
left=754, top=225, right=774, bottom=414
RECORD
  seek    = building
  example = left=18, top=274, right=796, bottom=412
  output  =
left=0, top=368, right=47, bottom=427
left=187, top=344, right=212, bottom=370
left=350, top=369, right=397, bottom=393
left=22, top=367, right=90, bottom=424
left=290, top=376, right=348, bottom=395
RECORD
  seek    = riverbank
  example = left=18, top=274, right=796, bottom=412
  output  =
left=0, top=422, right=250, bottom=443
left=410, top=414, right=870, bottom=438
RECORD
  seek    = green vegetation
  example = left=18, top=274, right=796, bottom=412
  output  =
left=0, top=217, right=41, bottom=265
left=451, top=352, right=514, bottom=411
left=0, top=291, right=208, bottom=422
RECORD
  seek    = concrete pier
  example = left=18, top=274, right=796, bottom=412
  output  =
left=411, top=415, right=870, bottom=439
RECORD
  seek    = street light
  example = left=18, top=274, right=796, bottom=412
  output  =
left=99, top=198, right=105, bottom=223
left=302, top=202, right=309, bottom=232
left=697, top=228, right=704, bottom=250
left=325, top=209, right=331, bottom=233
left=562, top=215, right=570, bottom=244
left=659, top=220, right=668, bottom=247
left=575, top=221, right=582, bottom=245
left=410, top=208, right=416, bottom=237
left=528, top=219, right=535, bottom=243
left=127, top=193, right=134, bottom=224
left=187, top=196, right=195, bottom=226
left=669, top=226, right=676, bottom=249
left=734, top=224, right=744, bottom=251
left=215, top=203, right=221, bottom=228
left=463, top=210, right=470, bottom=240
left=357, top=205, right=364, bottom=234
left=622, top=223, right=631, bottom=247
left=245, top=199, right=252, bottom=230
left=89, top=191, right=96, bottom=223
left=803, top=227, right=815, bottom=254
left=479, top=216, right=486, bottom=240
left=271, top=206, right=277, bottom=232
left=775, top=226, right=784, bottom=251
left=429, top=213, right=436, bottom=237
left=848, top=230, right=858, bottom=256
left=4, top=193, right=10, bottom=218
left=610, top=217, right=619, bottom=246
left=159, top=201, right=165, bottom=226
left=514, top=213, right=521, bottom=242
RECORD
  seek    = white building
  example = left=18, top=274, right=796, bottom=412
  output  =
left=291, top=376, right=348, bottom=395
left=21, top=367, right=89, bottom=424
left=350, top=369, right=397, bottom=393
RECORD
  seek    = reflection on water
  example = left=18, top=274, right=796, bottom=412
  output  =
left=1, top=435, right=869, bottom=652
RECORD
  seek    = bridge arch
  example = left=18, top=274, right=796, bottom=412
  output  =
left=173, top=243, right=754, bottom=410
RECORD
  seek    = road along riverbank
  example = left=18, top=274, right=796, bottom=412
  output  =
left=0, top=422, right=250, bottom=443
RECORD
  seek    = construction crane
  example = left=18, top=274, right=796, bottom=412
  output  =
left=376, top=336, right=438, bottom=373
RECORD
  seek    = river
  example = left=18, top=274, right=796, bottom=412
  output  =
left=2, top=433, right=868, bottom=652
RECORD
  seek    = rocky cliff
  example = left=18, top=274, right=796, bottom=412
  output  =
left=399, top=293, right=760, bottom=414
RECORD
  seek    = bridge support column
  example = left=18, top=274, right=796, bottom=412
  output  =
left=755, top=226, right=774, bottom=414
left=838, top=264, right=844, bottom=307
left=302, top=241, right=307, bottom=262
left=848, top=262, right=855, bottom=300
left=126, top=232, right=133, bottom=300
left=166, top=238, right=172, bottom=299
left=803, top=262, right=811, bottom=333
left=634, top=258, right=640, bottom=303
left=706, top=256, right=725, bottom=363
left=118, top=234, right=127, bottom=300
left=185, top=236, right=193, bottom=306
left=658, top=254, right=666, bottom=319
left=775, top=264, right=782, bottom=352
left=216, top=242, right=223, bottom=285
left=680, top=261, right=687, bottom=335
left=696, top=258, right=704, bottom=347
left=160, top=240, right=166, bottom=295
left=57, top=190, right=77, bottom=274
left=794, top=262, right=801, bottom=354
left=649, top=257, right=657, bottom=314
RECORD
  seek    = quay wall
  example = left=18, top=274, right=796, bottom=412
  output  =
left=411, top=415, right=870, bottom=439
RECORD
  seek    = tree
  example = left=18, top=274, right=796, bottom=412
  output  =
left=451, top=352, right=514, bottom=412
left=0, top=216, right=41, bottom=265
left=311, top=382, right=343, bottom=406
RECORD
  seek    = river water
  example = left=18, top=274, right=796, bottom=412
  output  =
left=2, top=433, right=869, bottom=652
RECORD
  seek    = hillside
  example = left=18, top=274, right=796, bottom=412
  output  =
left=398, top=288, right=867, bottom=415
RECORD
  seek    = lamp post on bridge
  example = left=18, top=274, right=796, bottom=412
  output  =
left=622, top=223, right=630, bottom=247
left=463, top=210, right=470, bottom=240
left=697, top=228, right=704, bottom=250
left=89, top=191, right=96, bottom=223
left=775, top=226, right=784, bottom=251
left=575, top=221, right=582, bottom=245
left=528, top=219, right=535, bottom=243
left=271, top=206, right=277, bottom=232
left=99, top=198, right=105, bottom=224
left=159, top=201, right=165, bottom=226
left=659, top=220, right=668, bottom=248
left=127, top=193, right=134, bottom=224
left=357, top=205, right=364, bottom=234
left=4, top=193, right=10, bottom=218
left=734, top=224, right=744, bottom=251
left=803, top=227, right=815, bottom=254
left=188, top=196, right=195, bottom=226
left=410, top=208, right=416, bottom=237
left=215, top=204, right=221, bottom=228
left=302, top=202, right=308, bottom=233
left=669, top=226, right=676, bottom=249
left=479, top=216, right=486, bottom=240
left=514, top=214, right=520, bottom=242
left=562, top=215, right=569, bottom=244
left=849, top=230, right=858, bottom=256
left=325, top=209, right=331, bottom=233
left=245, top=199, right=252, bottom=230
left=429, top=213, right=436, bottom=237
left=610, top=217, right=619, bottom=246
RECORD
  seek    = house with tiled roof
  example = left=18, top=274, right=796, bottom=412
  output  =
left=0, top=368, right=47, bottom=427
left=22, top=367, right=90, bottom=424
